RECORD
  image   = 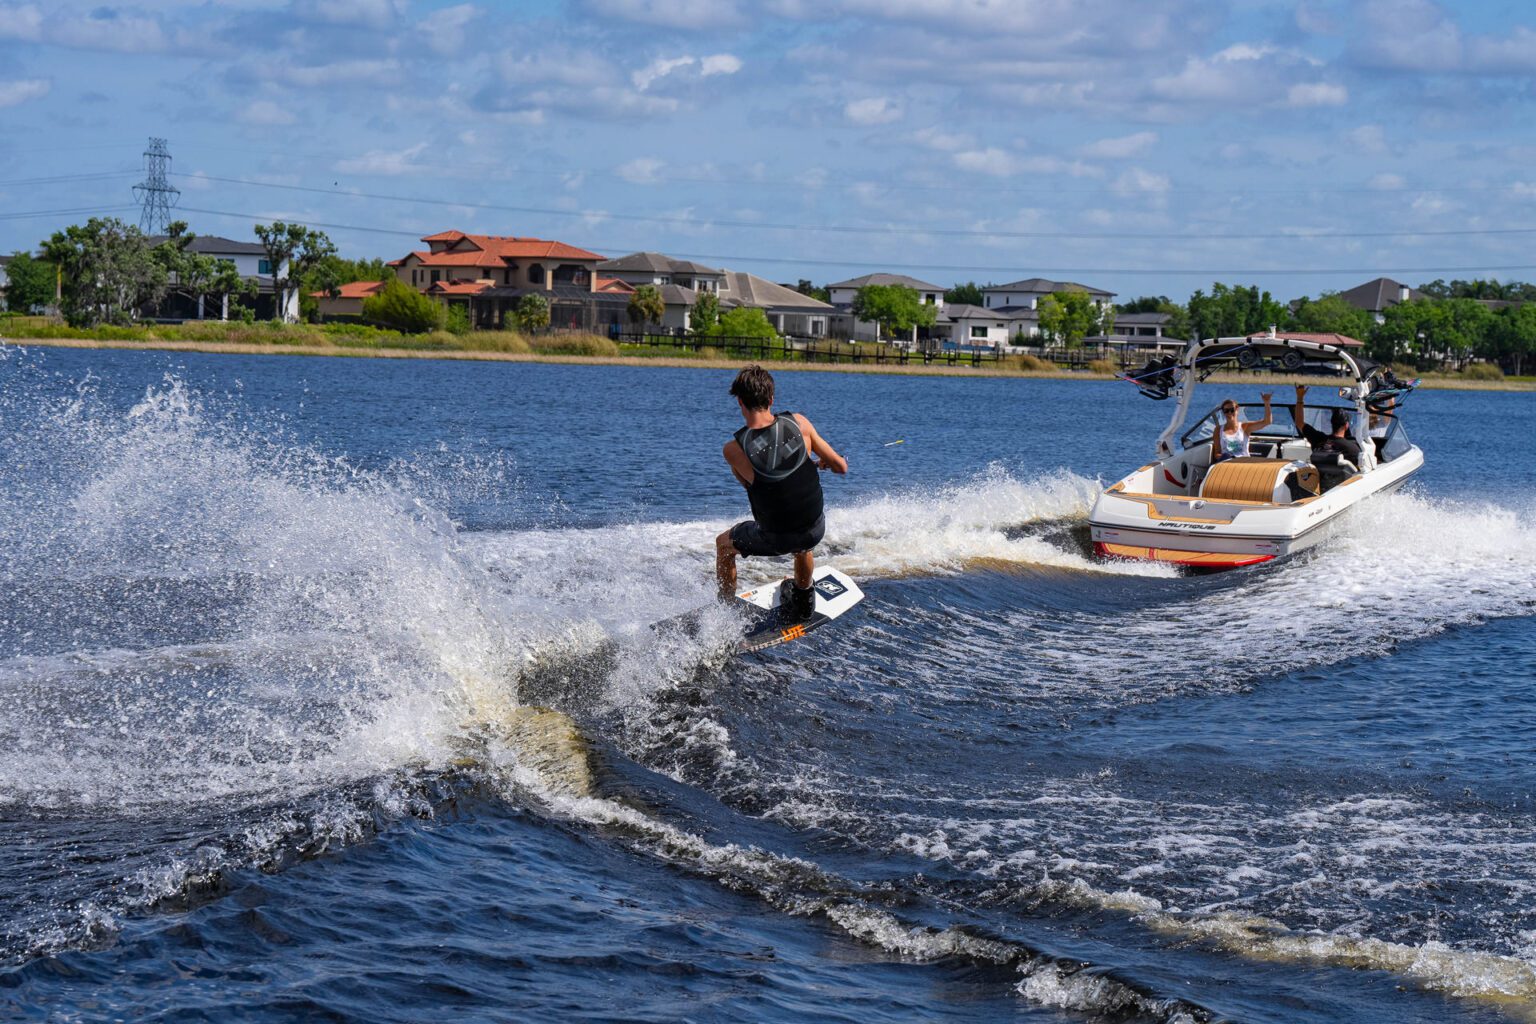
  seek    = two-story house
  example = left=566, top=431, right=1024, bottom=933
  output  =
left=385, top=230, right=631, bottom=330
left=825, top=272, right=945, bottom=341
left=982, top=277, right=1115, bottom=342
left=147, top=234, right=297, bottom=321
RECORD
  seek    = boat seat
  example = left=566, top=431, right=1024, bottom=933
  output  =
left=1200, top=457, right=1303, bottom=503
left=1310, top=451, right=1358, bottom=492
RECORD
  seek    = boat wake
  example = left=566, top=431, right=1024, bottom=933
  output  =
left=2, top=362, right=1534, bottom=1019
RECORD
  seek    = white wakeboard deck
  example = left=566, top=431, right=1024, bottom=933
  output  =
left=735, top=566, right=864, bottom=653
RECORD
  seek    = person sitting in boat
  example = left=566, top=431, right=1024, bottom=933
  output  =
left=1291, top=385, right=1362, bottom=465
left=1209, top=393, right=1273, bottom=463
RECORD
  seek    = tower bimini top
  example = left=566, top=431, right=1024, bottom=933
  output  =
left=1118, top=329, right=1410, bottom=459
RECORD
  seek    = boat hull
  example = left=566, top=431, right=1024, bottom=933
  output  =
left=1089, top=446, right=1422, bottom=571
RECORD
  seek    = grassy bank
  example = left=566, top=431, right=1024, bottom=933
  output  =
left=2, top=319, right=1532, bottom=391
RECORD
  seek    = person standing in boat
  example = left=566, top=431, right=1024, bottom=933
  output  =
left=716, top=365, right=848, bottom=620
left=1209, top=393, right=1273, bottom=462
left=1292, top=385, right=1363, bottom=464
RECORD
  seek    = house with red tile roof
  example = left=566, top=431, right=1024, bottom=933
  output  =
left=385, top=230, right=629, bottom=331
left=313, top=278, right=387, bottom=318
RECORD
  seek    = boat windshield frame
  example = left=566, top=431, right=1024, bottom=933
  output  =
left=1154, top=335, right=1376, bottom=464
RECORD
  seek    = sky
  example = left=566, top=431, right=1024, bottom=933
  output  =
left=2, top=0, right=1536, bottom=302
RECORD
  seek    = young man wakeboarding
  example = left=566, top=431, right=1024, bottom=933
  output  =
left=716, top=364, right=847, bottom=621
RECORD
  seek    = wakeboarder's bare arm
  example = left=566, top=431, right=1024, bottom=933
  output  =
left=723, top=440, right=754, bottom=487
left=792, top=414, right=847, bottom=474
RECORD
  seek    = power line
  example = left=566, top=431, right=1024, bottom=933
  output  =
left=175, top=172, right=1536, bottom=242
left=172, top=205, right=1536, bottom=277
left=162, top=142, right=1536, bottom=198
left=0, top=204, right=139, bottom=222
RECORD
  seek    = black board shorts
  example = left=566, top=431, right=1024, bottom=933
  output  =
left=729, top=515, right=825, bottom=558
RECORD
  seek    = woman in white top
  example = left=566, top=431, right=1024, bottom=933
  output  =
left=1209, top=393, right=1273, bottom=463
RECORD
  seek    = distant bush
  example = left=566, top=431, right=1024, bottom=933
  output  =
left=361, top=279, right=445, bottom=334
left=697, top=345, right=720, bottom=361
left=1087, top=358, right=1119, bottom=374
left=1461, top=361, right=1505, bottom=380
left=1003, top=354, right=1056, bottom=372
left=458, top=330, right=532, bottom=354
left=444, top=303, right=471, bottom=336
left=419, top=330, right=460, bottom=348
left=529, top=332, right=620, bottom=356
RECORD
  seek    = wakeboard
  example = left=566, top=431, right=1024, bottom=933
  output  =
left=735, top=566, right=865, bottom=654
left=651, top=566, right=865, bottom=655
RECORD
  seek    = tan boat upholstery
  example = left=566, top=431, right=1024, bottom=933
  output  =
left=1200, top=457, right=1295, bottom=503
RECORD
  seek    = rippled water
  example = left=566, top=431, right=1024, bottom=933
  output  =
left=0, top=345, right=1532, bottom=1023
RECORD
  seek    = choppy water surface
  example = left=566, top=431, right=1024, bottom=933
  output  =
left=0, top=345, right=1532, bottom=1023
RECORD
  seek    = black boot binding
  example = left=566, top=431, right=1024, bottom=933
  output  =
left=778, top=579, right=816, bottom=622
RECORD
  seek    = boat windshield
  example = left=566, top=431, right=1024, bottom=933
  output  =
left=1180, top=402, right=1357, bottom=449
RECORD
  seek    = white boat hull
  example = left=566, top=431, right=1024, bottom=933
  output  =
left=1089, top=445, right=1423, bottom=570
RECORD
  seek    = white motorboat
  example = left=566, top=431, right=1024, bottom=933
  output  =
left=1089, top=332, right=1424, bottom=570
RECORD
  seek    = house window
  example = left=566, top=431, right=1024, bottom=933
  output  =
left=258, top=259, right=272, bottom=274
left=529, top=264, right=545, bottom=285
left=431, top=269, right=442, bottom=283
left=970, top=325, right=989, bottom=339
left=925, top=293, right=936, bottom=304
left=658, top=275, right=671, bottom=284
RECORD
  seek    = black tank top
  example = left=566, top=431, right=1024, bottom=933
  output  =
left=734, top=412, right=824, bottom=534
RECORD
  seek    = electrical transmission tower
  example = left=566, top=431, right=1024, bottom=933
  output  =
left=132, top=137, right=180, bottom=234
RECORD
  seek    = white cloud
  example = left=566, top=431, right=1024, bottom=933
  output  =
left=1348, top=124, right=1387, bottom=154
left=581, top=0, right=745, bottom=30
left=844, top=96, right=901, bottom=125
left=616, top=157, right=666, bottom=184
left=0, top=3, right=42, bottom=40
left=334, top=142, right=429, bottom=176
left=290, top=0, right=405, bottom=27
left=913, top=125, right=971, bottom=151
left=237, top=99, right=295, bottom=126
left=1466, top=26, right=1536, bottom=74
left=952, top=147, right=1020, bottom=176
left=1354, top=0, right=1461, bottom=71
left=0, top=77, right=48, bottom=108
left=1081, top=131, right=1157, bottom=158
left=1368, top=173, right=1405, bottom=190
left=1286, top=81, right=1347, bottom=107
left=633, top=56, right=695, bottom=90
left=417, top=2, right=477, bottom=56
left=700, top=53, right=742, bottom=76
left=1112, top=167, right=1171, bottom=195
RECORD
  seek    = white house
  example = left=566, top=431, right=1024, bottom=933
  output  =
left=983, top=278, right=1113, bottom=310
left=938, top=303, right=1011, bottom=349
left=150, top=234, right=299, bottom=321
left=826, top=272, right=945, bottom=341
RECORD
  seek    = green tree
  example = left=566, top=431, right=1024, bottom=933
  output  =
left=945, top=281, right=986, bottom=306
left=151, top=223, right=254, bottom=319
left=1037, top=289, right=1111, bottom=347
left=794, top=279, right=830, bottom=302
left=850, top=283, right=936, bottom=338
left=1185, top=282, right=1288, bottom=341
left=514, top=292, right=550, bottom=332
left=361, top=277, right=445, bottom=333
left=1286, top=292, right=1374, bottom=339
left=1491, top=303, right=1536, bottom=375
left=41, top=217, right=168, bottom=327
left=254, top=221, right=337, bottom=322
left=710, top=306, right=778, bottom=339
left=3, top=250, right=54, bottom=313
left=627, top=284, right=665, bottom=332
left=444, top=302, right=471, bottom=335
left=689, top=291, right=720, bottom=335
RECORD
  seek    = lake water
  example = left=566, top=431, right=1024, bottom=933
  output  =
left=0, top=345, right=1533, bottom=1023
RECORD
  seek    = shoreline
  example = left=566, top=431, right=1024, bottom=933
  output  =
left=6, top=336, right=1534, bottom=391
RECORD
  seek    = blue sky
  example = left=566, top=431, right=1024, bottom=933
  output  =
left=2, top=0, right=1535, bottom=302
